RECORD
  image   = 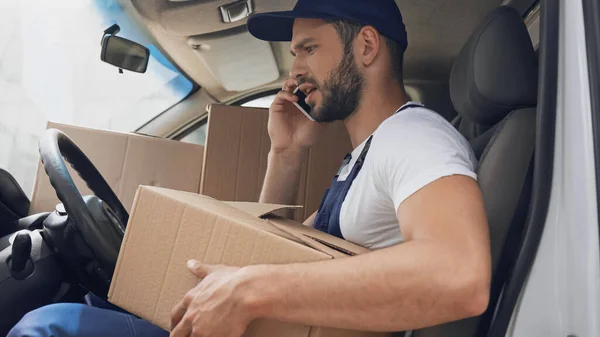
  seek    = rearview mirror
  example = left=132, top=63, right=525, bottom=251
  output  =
left=101, top=35, right=150, bottom=73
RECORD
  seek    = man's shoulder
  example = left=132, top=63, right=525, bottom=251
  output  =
left=363, top=105, right=478, bottom=213
left=373, top=105, right=468, bottom=150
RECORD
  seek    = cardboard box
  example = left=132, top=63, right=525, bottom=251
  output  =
left=108, top=186, right=390, bottom=337
left=29, top=122, right=205, bottom=214
left=30, top=105, right=352, bottom=225
left=201, top=105, right=352, bottom=221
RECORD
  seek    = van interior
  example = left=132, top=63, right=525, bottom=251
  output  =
left=0, top=0, right=544, bottom=336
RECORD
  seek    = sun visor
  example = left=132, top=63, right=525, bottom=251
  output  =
left=187, top=29, right=280, bottom=92
left=156, top=0, right=295, bottom=36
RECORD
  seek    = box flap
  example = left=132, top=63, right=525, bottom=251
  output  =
left=267, top=217, right=371, bottom=257
left=152, top=188, right=308, bottom=247
left=225, top=202, right=302, bottom=218
left=225, top=201, right=370, bottom=258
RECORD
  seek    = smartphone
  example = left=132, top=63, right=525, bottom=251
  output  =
left=292, top=87, right=316, bottom=122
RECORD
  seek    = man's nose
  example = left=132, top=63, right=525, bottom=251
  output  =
left=289, top=58, right=308, bottom=79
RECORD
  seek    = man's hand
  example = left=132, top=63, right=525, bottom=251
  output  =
left=259, top=79, right=326, bottom=205
left=170, top=260, right=256, bottom=337
left=268, top=79, right=325, bottom=153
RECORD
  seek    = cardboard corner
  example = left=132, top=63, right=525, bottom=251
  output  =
left=108, top=185, right=144, bottom=301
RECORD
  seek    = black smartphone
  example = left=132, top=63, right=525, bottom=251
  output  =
left=292, top=87, right=316, bottom=122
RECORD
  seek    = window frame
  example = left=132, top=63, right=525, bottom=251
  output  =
left=582, top=0, right=600, bottom=250
left=176, top=118, right=209, bottom=145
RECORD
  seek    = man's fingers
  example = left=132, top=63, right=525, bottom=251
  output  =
left=282, top=78, right=298, bottom=92
left=169, top=314, right=193, bottom=337
left=170, top=299, right=188, bottom=331
left=187, top=260, right=209, bottom=277
left=269, top=91, right=298, bottom=114
left=187, top=260, right=221, bottom=278
left=276, top=90, right=299, bottom=103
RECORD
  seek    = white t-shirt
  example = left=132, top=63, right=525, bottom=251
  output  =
left=337, top=102, right=478, bottom=249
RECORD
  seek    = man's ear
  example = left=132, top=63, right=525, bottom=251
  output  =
left=357, top=26, right=381, bottom=67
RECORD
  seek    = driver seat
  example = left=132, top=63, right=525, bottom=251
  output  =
left=0, top=169, right=30, bottom=236
left=412, top=6, right=538, bottom=337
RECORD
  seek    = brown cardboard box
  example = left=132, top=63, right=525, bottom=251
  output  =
left=30, top=106, right=351, bottom=224
left=108, top=186, right=390, bottom=337
left=29, top=122, right=205, bottom=214
left=200, top=104, right=352, bottom=221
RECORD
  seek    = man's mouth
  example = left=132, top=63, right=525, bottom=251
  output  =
left=298, top=84, right=317, bottom=97
left=305, top=87, right=317, bottom=95
left=306, top=88, right=318, bottom=104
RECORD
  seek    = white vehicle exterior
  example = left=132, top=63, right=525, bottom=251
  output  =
left=510, top=1, right=600, bottom=336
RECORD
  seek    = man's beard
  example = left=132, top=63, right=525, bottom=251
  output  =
left=302, top=51, right=365, bottom=123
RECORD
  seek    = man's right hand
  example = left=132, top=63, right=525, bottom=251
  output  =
left=268, top=79, right=325, bottom=154
left=259, top=79, right=325, bottom=207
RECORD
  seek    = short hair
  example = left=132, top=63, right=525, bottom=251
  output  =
left=324, top=18, right=405, bottom=84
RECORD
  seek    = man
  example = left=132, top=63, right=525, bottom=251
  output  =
left=8, top=0, right=491, bottom=336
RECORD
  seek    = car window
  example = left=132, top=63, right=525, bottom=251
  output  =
left=525, top=2, right=541, bottom=49
left=241, top=94, right=276, bottom=108
left=180, top=123, right=208, bottom=146
left=179, top=93, right=277, bottom=146
left=0, top=1, right=194, bottom=196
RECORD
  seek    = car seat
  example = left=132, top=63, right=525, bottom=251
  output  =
left=412, top=6, right=538, bottom=337
left=0, top=169, right=30, bottom=237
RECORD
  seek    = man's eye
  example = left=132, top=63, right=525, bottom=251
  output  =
left=306, top=46, right=315, bottom=54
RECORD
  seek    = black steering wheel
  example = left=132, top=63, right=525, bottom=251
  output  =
left=38, top=128, right=128, bottom=297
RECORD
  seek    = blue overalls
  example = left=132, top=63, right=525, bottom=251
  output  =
left=313, top=103, right=424, bottom=239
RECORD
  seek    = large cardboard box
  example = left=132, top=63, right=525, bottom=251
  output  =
left=201, top=105, right=352, bottom=221
left=108, top=186, right=389, bottom=337
left=29, top=122, right=205, bottom=214
left=30, top=105, right=352, bottom=224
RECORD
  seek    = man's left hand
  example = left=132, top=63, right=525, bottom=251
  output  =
left=169, top=260, right=256, bottom=337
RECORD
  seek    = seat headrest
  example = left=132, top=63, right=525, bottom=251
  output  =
left=450, top=6, right=538, bottom=125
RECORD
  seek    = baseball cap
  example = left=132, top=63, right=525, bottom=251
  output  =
left=247, top=0, right=408, bottom=51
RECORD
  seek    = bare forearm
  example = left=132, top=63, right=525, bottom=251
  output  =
left=244, top=241, right=490, bottom=332
left=259, top=149, right=306, bottom=205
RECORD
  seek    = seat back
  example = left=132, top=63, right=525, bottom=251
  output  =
left=0, top=169, right=30, bottom=237
left=412, top=6, right=539, bottom=337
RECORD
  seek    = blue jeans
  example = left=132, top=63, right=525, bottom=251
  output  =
left=8, top=294, right=168, bottom=337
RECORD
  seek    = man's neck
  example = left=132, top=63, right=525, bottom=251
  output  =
left=344, top=85, right=410, bottom=148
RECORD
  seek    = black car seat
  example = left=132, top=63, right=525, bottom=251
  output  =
left=0, top=168, right=30, bottom=236
left=449, top=6, right=538, bottom=159
left=412, top=6, right=538, bottom=337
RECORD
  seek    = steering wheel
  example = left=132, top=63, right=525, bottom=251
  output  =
left=38, top=128, right=128, bottom=297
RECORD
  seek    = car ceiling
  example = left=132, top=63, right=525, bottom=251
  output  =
left=118, top=0, right=534, bottom=104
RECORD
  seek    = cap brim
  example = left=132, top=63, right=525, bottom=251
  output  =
left=247, top=10, right=333, bottom=42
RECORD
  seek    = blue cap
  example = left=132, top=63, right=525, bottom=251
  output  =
left=247, top=0, right=408, bottom=51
